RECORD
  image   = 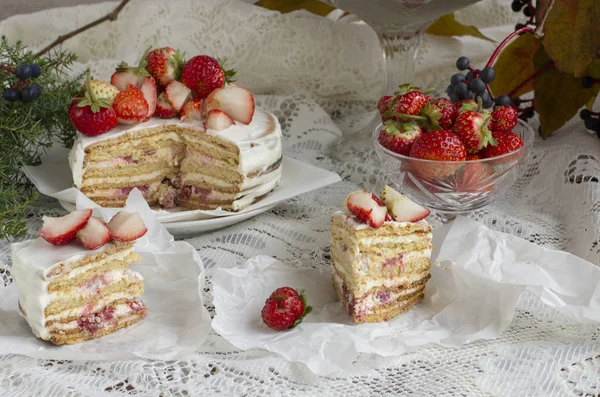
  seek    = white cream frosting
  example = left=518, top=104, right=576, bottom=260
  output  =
left=69, top=107, right=283, bottom=189
left=10, top=239, right=139, bottom=340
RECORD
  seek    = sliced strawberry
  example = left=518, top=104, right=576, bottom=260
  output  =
left=180, top=98, right=203, bottom=122
left=204, top=85, right=255, bottom=124
left=204, top=109, right=234, bottom=131
left=111, top=71, right=147, bottom=92
left=76, top=216, right=111, bottom=250
left=139, top=77, right=157, bottom=120
left=108, top=211, right=148, bottom=242
left=380, top=186, right=430, bottom=222
left=343, top=190, right=388, bottom=228
left=155, top=92, right=178, bottom=119
left=164, top=80, right=192, bottom=112
left=40, top=209, right=93, bottom=246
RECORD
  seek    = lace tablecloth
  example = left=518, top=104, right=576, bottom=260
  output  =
left=1, top=1, right=599, bottom=396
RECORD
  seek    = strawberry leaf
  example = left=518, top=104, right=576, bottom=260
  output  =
left=533, top=46, right=597, bottom=138
left=426, top=13, right=494, bottom=42
left=489, top=33, right=542, bottom=98
left=290, top=291, right=312, bottom=329
left=537, top=0, right=600, bottom=77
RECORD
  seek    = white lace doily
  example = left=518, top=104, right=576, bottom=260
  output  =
left=1, top=1, right=599, bottom=396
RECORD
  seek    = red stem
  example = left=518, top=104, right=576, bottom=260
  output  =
left=485, top=27, right=535, bottom=68
left=0, top=63, right=15, bottom=73
left=507, top=61, right=554, bottom=98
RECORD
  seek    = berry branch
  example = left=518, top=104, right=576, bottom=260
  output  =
left=485, top=26, right=534, bottom=68
left=34, top=0, right=130, bottom=58
left=0, top=63, right=15, bottom=73
left=533, top=0, right=556, bottom=39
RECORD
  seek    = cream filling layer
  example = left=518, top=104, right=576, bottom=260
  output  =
left=52, top=247, right=135, bottom=281
left=48, top=302, right=137, bottom=331
left=46, top=292, right=141, bottom=323
left=183, top=166, right=282, bottom=193
left=334, top=229, right=433, bottom=248
left=50, top=269, right=142, bottom=300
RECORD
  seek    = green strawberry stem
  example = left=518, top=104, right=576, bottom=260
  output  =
left=85, top=71, right=97, bottom=104
left=291, top=290, right=312, bottom=329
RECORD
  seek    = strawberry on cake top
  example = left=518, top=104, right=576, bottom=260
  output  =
left=68, top=47, right=282, bottom=211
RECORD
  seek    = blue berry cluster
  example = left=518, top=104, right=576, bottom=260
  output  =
left=511, top=0, right=535, bottom=31
left=446, top=56, right=496, bottom=109
left=580, top=109, right=600, bottom=138
left=2, top=63, right=42, bottom=103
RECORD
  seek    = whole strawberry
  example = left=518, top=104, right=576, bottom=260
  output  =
left=453, top=110, right=497, bottom=153
left=456, top=99, right=477, bottom=113
left=69, top=73, right=118, bottom=136
left=409, top=130, right=467, bottom=161
left=377, top=95, right=392, bottom=119
left=419, top=97, right=458, bottom=130
left=378, top=121, right=422, bottom=156
left=466, top=153, right=483, bottom=160
left=181, top=55, right=236, bottom=99
left=380, top=84, right=430, bottom=121
left=112, top=85, right=149, bottom=124
left=482, top=131, right=524, bottom=158
left=490, top=106, right=518, bottom=132
left=145, top=47, right=184, bottom=87
left=261, top=287, right=312, bottom=331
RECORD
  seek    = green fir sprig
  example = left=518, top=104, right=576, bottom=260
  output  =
left=0, top=36, right=81, bottom=240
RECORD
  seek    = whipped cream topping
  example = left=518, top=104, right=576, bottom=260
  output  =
left=69, top=107, right=283, bottom=188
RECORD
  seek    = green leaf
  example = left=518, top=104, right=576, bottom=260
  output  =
left=584, top=59, right=600, bottom=109
left=537, top=0, right=600, bottom=77
left=489, top=33, right=542, bottom=98
left=533, top=46, right=596, bottom=138
left=425, top=13, right=494, bottom=42
left=255, top=0, right=335, bottom=16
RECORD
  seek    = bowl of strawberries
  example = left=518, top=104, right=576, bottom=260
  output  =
left=373, top=84, right=535, bottom=217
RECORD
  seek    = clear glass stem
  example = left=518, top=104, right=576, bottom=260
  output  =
left=377, top=28, right=423, bottom=95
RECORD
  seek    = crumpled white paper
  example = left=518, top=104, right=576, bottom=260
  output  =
left=0, top=189, right=211, bottom=361
left=22, top=146, right=341, bottom=223
left=211, top=216, right=600, bottom=376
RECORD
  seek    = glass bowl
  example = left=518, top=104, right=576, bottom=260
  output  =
left=373, top=120, right=535, bottom=218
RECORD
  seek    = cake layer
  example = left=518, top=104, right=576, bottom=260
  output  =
left=47, top=300, right=147, bottom=346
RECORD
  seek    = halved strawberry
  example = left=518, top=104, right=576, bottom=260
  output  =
left=204, top=85, right=254, bottom=124
left=40, top=209, right=93, bottom=246
left=165, top=80, right=192, bottom=112
left=139, top=77, right=157, bottom=120
left=380, top=185, right=430, bottom=222
left=204, top=109, right=234, bottom=131
left=180, top=98, right=203, bottom=122
left=108, top=211, right=148, bottom=242
left=343, top=190, right=388, bottom=228
left=155, top=92, right=177, bottom=119
left=76, top=216, right=111, bottom=250
left=110, top=51, right=150, bottom=92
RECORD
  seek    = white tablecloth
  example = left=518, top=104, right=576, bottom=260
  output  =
left=1, top=1, right=599, bottom=395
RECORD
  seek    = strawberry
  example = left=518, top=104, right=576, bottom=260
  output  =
left=381, top=84, right=430, bottom=123
left=69, top=73, right=118, bottom=136
left=491, top=106, right=518, bottom=132
left=108, top=211, right=148, bottom=242
left=112, top=85, right=149, bottom=124
left=76, top=216, right=111, bottom=250
left=164, top=80, right=192, bottom=112
left=145, top=47, right=184, bottom=87
left=466, top=153, right=483, bottom=160
left=343, top=190, right=388, bottom=228
left=180, top=98, right=203, bottom=122
left=204, top=109, right=234, bottom=131
left=155, top=92, right=178, bottom=119
left=481, top=131, right=524, bottom=158
left=261, top=287, right=312, bottom=331
left=181, top=55, right=236, bottom=99
left=204, top=85, right=255, bottom=124
left=378, top=121, right=422, bottom=156
left=110, top=49, right=151, bottom=92
left=83, top=79, right=119, bottom=101
left=409, top=130, right=467, bottom=161
left=454, top=162, right=495, bottom=193
left=377, top=95, right=393, bottom=119
left=40, top=209, right=93, bottom=246
left=419, top=97, right=458, bottom=130
left=456, top=99, right=478, bottom=113
left=380, top=185, right=430, bottom=222
left=453, top=110, right=497, bottom=153
left=139, top=77, right=157, bottom=120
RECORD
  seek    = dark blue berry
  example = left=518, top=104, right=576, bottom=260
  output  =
left=523, top=5, right=533, bottom=17
left=480, top=91, right=493, bottom=108
left=447, top=84, right=455, bottom=95
left=496, top=95, right=512, bottom=107
left=21, top=84, right=41, bottom=103
left=449, top=92, right=459, bottom=103
left=450, top=73, right=465, bottom=86
left=30, top=64, right=41, bottom=78
left=15, top=64, right=32, bottom=80
left=511, top=0, right=523, bottom=12
left=456, top=56, right=470, bottom=71
left=470, top=78, right=486, bottom=95
left=582, top=76, right=594, bottom=89
left=515, top=23, right=526, bottom=31
left=2, top=88, right=20, bottom=102
left=465, top=91, right=474, bottom=100
left=466, top=71, right=473, bottom=81
left=580, top=109, right=592, bottom=120
left=480, top=67, right=496, bottom=84
left=454, top=82, right=469, bottom=100
left=584, top=117, right=600, bottom=131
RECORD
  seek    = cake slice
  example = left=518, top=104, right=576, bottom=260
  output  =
left=330, top=187, right=432, bottom=323
left=11, top=210, right=148, bottom=345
